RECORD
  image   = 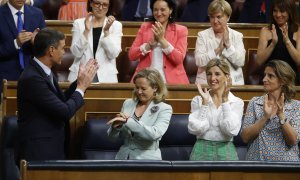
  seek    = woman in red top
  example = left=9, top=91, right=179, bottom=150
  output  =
left=128, top=0, right=189, bottom=84
left=58, top=0, right=88, bottom=20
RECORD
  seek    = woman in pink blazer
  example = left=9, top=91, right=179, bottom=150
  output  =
left=128, top=0, right=189, bottom=84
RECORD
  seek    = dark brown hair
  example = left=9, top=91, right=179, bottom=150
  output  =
left=265, top=60, right=296, bottom=101
left=269, top=0, right=299, bottom=33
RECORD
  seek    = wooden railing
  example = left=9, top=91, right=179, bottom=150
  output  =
left=4, top=80, right=300, bottom=117
left=2, top=80, right=269, bottom=117
left=4, top=80, right=300, bottom=126
left=20, top=160, right=300, bottom=180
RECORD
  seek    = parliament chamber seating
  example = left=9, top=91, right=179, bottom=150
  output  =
left=81, top=114, right=247, bottom=161
left=0, top=114, right=247, bottom=180
left=0, top=116, right=19, bottom=180
left=2, top=20, right=300, bottom=180
left=245, top=49, right=260, bottom=85
left=3, top=115, right=300, bottom=180
left=52, top=49, right=75, bottom=82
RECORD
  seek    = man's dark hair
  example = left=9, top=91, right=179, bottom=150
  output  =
left=33, top=28, right=65, bottom=58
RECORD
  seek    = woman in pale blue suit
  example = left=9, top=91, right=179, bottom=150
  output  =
left=107, top=68, right=173, bottom=160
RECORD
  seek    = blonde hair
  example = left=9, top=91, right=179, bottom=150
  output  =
left=206, top=59, right=230, bottom=75
left=208, top=0, right=232, bottom=17
left=132, top=68, right=168, bottom=103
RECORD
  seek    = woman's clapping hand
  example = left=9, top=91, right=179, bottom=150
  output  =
left=107, top=112, right=129, bottom=128
left=196, top=83, right=210, bottom=105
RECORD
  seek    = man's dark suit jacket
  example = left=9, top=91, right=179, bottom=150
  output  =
left=32, top=0, right=48, bottom=8
left=121, top=0, right=139, bottom=21
left=180, top=0, right=211, bottom=22
left=0, top=4, right=45, bottom=93
left=16, top=59, right=84, bottom=161
left=238, top=0, right=271, bottom=23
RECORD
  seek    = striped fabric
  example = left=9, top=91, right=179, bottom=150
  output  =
left=190, top=139, right=239, bottom=161
left=58, top=0, right=88, bottom=20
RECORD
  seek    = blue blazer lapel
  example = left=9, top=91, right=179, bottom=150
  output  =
left=23, top=5, right=32, bottom=31
left=2, top=4, right=18, bottom=37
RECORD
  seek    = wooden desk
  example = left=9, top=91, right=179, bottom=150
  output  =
left=20, top=160, right=300, bottom=180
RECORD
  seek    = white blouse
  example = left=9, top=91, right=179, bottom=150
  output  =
left=188, top=92, right=244, bottom=141
left=151, top=44, right=166, bottom=82
left=140, top=42, right=174, bottom=83
left=194, top=27, right=246, bottom=85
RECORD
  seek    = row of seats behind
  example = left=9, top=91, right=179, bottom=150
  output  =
left=53, top=49, right=260, bottom=85
left=82, top=114, right=248, bottom=161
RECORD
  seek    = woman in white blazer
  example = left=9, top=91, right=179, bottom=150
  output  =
left=107, top=68, right=173, bottom=160
left=194, top=0, right=245, bottom=85
left=68, top=0, right=123, bottom=83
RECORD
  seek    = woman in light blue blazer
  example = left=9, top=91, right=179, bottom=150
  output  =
left=68, top=0, right=122, bottom=83
left=107, top=68, right=173, bottom=160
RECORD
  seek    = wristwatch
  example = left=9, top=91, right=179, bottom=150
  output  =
left=279, top=118, right=287, bottom=126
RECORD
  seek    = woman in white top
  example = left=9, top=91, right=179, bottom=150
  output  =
left=68, top=0, right=123, bottom=83
left=188, top=59, right=244, bottom=160
left=194, top=0, right=245, bottom=85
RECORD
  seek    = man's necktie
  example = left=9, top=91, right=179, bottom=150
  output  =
left=260, top=1, right=266, bottom=14
left=139, top=0, right=148, bottom=18
left=48, top=72, right=56, bottom=91
left=16, top=11, right=24, bottom=69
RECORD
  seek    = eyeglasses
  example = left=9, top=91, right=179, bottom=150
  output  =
left=92, top=1, right=109, bottom=9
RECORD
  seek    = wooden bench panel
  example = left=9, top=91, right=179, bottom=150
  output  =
left=5, top=81, right=300, bottom=122
left=4, top=81, right=299, bottom=113
left=20, top=160, right=300, bottom=180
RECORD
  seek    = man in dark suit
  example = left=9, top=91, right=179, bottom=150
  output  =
left=121, top=0, right=152, bottom=21
left=16, top=28, right=98, bottom=162
left=0, top=0, right=47, bottom=7
left=0, top=0, right=45, bottom=94
left=238, top=0, right=271, bottom=23
left=180, top=0, right=211, bottom=22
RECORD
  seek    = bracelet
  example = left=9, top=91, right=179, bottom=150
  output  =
left=279, top=118, right=287, bottom=126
